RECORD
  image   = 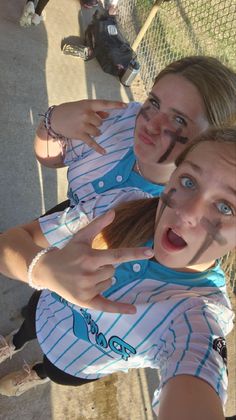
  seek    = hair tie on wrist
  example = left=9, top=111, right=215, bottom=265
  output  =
left=28, top=247, right=55, bottom=290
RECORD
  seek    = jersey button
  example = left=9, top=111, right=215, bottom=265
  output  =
left=133, top=263, right=141, bottom=272
left=116, top=175, right=123, bottom=182
left=98, top=181, right=104, bottom=188
left=111, top=276, right=116, bottom=285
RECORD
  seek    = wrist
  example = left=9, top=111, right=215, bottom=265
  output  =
left=43, top=105, right=69, bottom=142
left=28, top=247, right=56, bottom=290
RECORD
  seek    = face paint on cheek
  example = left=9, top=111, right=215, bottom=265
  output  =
left=154, top=189, right=177, bottom=232
left=158, top=129, right=189, bottom=163
left=188, top=217, right=227, bottom=266
left=201, top=218, right=227, bottom=246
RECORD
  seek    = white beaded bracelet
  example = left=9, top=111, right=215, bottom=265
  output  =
left=28, top=247, right=55, bottom=290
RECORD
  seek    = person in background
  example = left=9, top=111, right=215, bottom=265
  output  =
left=20, top=0, right=50, bottom=27
left=80, top=0, right=119, bottom=15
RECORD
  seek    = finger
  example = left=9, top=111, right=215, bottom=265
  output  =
left=94, top=246, right=154, bottom=266
left=78, top=265, right=114, bottom=287
left=96, top=111, right=109, bottom=119
left=95, top=278, right=113, bottom=294
left=78, top=133, right=106, bottom=155
left=87, top=294, right=137, bottom=314
left=83, top=112, right=104, bottom=127
left=91, top=100, right=127, bottom=112
left=84, top=123, right=101, bottom=137
left=73, top=210, right=116, bottom=244
left=87, top=265, right=115, bottom=285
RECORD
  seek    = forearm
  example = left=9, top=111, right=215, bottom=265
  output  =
left=158, top=375, right=224, bottom=420
left=0, top=223, right=49, bottom=282
left=34, top=119, right=65, bottom=168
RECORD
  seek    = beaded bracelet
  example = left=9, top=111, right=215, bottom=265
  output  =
left=27, top=247, right=55, bottom=290
left=41, top=105, right=70, bottom=142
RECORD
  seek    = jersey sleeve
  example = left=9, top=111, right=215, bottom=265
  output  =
left=38, top=187, right=151, bottom=248
left=38, top=206, right=89, bottom=249
left=152, top=301, right=234, bottom=415
left=63, top=102, right=141, bottom=166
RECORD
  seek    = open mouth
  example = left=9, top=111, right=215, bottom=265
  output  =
left=162, top=228, right=187, bottom=251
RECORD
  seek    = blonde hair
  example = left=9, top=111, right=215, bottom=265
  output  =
left=154, top=56, right=236, bottom=127
left=93, top=126, right=236, bottom=271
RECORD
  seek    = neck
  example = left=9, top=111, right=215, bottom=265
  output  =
left=175, top=260, right=216, bottom=273
left=135, top=160, right=176, bottom=184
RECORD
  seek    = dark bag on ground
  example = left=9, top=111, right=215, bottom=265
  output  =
left=84, top=10, right=136, bottom=77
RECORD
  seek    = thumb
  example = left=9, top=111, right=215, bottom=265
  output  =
left=73, top=210, right=115, bottom=244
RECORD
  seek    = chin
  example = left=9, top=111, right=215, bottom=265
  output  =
left=154, top=250, right=185, bottom=269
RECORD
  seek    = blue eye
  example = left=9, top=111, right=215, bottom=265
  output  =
left=180, top=176, right=195, bottom=189
left=175, top=116, right=187, bottom=126
left=216, top=202, right=233, bottom=216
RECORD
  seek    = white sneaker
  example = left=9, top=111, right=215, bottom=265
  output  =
left=0, top=330, right=26, bottom=364
left=0, top=361, right=50, bottom=397
left=19, top=1, right=35, bottom=27
left=31, top=13, right=44, bottom=26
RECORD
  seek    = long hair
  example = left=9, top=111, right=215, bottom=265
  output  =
left=93, top=197, right=158, bottom=249
left=154, top=56, right=236, bottom=127
left=93, top=127, right=236, bottom=271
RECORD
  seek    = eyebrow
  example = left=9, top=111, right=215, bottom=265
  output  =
left=226, top=186, right=236, bottom=196
left=183, top=160, right=203, bottom=173
left=149, top=92, right=194, bottom=123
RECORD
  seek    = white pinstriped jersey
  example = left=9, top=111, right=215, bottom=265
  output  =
left=38, top=200, right=234, bottom=415
left=63, top=102, right=164, bottom=205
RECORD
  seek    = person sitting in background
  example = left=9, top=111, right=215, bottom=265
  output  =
left=80, top=0, right=119, bottom=15
left=20, top=0, right=50, bottom=27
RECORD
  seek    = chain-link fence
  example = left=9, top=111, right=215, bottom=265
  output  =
left=117, top=0, right=236, bottom=92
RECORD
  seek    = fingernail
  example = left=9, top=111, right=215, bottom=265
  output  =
left=144, top=248, right=154, bottom=257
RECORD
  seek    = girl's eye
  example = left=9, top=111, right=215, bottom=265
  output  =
left=180, top=176, right=195, bottom=189
left=175, top=116, right=187, bottom=126
left=148, top=96, right=160, bottom=110
left=216, top=202, right=233, bottom=216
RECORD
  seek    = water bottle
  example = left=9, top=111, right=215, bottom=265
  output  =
left=120, top=59, right=140, bottom=87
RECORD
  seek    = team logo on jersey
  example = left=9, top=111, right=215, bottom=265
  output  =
left=213, top=337, right=227, bottom=366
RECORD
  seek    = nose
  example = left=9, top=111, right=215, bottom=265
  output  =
left=146, top=111, right=171, bottom=134
left=175, top=195, right=204, bottom=228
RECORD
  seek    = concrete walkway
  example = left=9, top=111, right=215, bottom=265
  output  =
left=0, top=1, right=235, bottom=419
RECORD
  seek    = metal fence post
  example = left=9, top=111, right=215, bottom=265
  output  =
left=132, top=0, right=163, bottom=52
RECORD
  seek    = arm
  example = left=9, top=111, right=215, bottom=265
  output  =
left=0, top=220, right=49, bottom=282
left=158, top=375, right=224, bottom=420
left=0, top=211, right=154, bottom=313
left=34, top=99, right=127, bottom=168
left=154, top=303, right=231, bottom=419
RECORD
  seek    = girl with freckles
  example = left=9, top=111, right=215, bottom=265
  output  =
left=0, top=127, right=235, bottom=420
